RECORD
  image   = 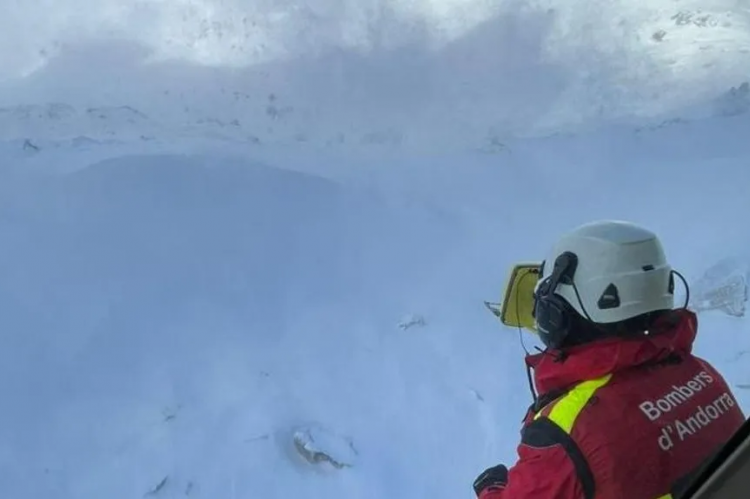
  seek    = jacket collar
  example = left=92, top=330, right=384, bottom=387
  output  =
left=525, top=309, right=698, bottom=396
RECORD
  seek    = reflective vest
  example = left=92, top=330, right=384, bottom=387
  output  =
left=530, top=361, right=744, bottom=499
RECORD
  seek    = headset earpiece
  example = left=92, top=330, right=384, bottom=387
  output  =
left=533, top=252, right=578, bottom=349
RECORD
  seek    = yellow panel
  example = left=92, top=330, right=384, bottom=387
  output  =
left=545, top=374, right=613, bottom=433
left=498, top=262, right=541, bottom=332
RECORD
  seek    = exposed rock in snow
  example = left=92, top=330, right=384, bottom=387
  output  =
left=716, top=82, right=750, bottom=117
left=398, top=314, right=426, bottom=330
left=145, top=476, right=169, bottom=496
left=691, top=258, right=748, bottom=317
left=292, top=425, right=358, bottom=470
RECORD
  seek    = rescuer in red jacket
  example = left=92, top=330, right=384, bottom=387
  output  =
left=474, top=220, right=746, bottom=499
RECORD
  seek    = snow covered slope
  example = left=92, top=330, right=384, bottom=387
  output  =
left=1, top=109, right=750, bottom=498
left=2, top=1, right=750, bottom=497
left=0, top=151, right=464, bottom=498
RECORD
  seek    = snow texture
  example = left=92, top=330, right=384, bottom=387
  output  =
left=1, top=2, right=750, bottom=498
left=398, top=314, right=427, bottom=330
left=1, top=117, right=749, bottom=499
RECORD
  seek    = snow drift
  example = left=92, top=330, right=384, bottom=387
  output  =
left=1, top=110, right=750, bottom=497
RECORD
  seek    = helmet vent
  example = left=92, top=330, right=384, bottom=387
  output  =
left=642, top=265, right=655, bottom=271
left=598, top=283, right=621, bottom=309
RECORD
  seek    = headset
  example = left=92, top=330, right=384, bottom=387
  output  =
left=532, top=251, right=579, bottom=350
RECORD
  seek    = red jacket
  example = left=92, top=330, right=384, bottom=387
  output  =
left=481, top=310, right=745, bottom=499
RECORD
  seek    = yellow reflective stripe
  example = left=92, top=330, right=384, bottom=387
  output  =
left=532, top=374, right=674, bottom=499
left=549, top=374, right=613, bottom=433
left=534, top=374, right=613, bottom=433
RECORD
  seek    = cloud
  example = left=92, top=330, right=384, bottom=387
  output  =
left=0, top=0, right=503, bottom=78
left=2, top=0, right=749, bottom=136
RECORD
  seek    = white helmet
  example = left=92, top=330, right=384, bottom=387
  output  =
left=538, top=220, right=675, bottom=326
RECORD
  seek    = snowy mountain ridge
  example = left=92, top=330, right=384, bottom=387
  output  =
left=4, top=1, right=750, bottom=139
left=2, top=82, right=750, bottom=155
